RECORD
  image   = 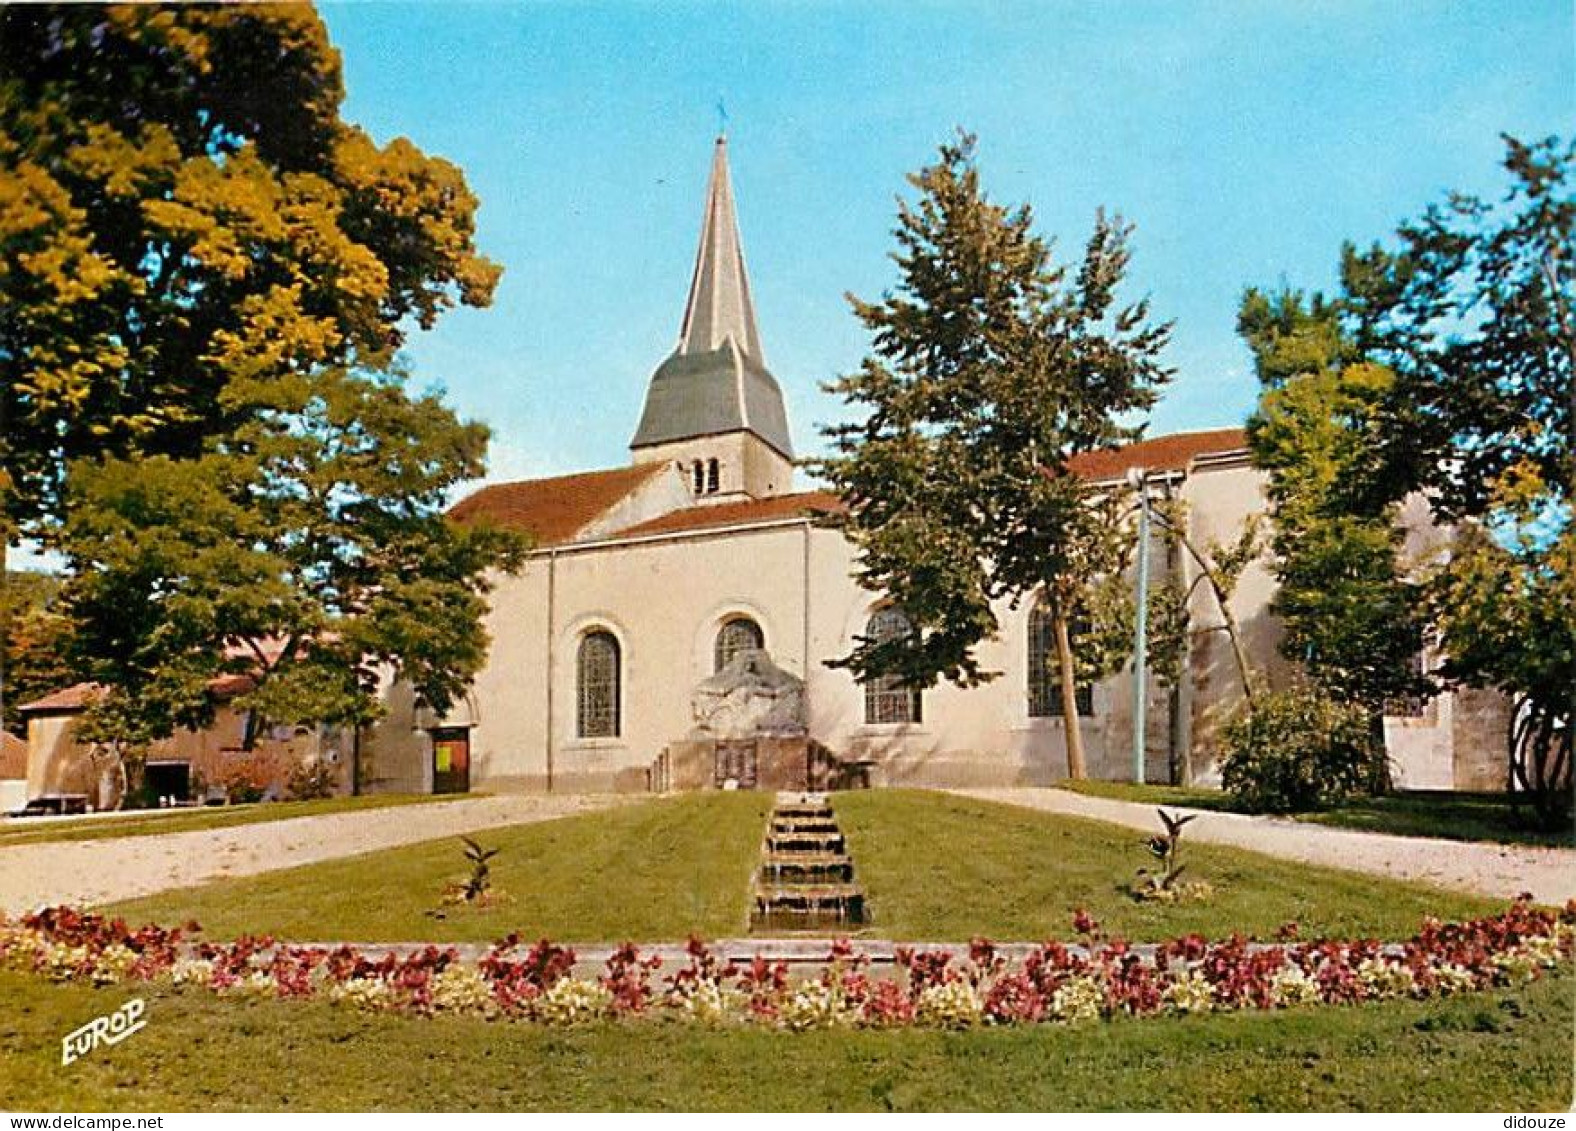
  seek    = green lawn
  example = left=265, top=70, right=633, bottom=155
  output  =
left=108, top=790, right=1497, bottom=944
left=108, top=792, right=772, bottom=942
left=2, top=968, right=1568, bottom=1111
left=835, top=790, right=1498, bottom=940
left=1057, top=780, right=1576, bottom=848
left=0, top=793, right=482, bottom=848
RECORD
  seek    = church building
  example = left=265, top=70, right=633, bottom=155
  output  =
left=362, top=136, right=1506, bottom=798
left=19, top=138, right=1507, bottom=807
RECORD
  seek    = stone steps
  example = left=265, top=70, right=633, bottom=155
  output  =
left=750, top=794, right=867, bottom=932
left=758, top=853, right=855, bottom=886
left=764, top=830, right=846, bottom=854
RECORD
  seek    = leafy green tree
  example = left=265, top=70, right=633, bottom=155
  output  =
left=1238, top=298, right=1428, bottom=788
left=1362, top=135, right=1572, bottom=824
left=1, top=5, right=522, bottom=803
left=1, top=4, right=500, bottom=535
left=1241, top=134, right=1572, bottom=816
left=0, top=569, right=74, bottom=733
left=1078, top=529, right=1190, bottom=691
left=813, top=134, right=1171, bottom=777
left=1427, top=477, right=1571, bottom=825
left=1377, top=135, right=1574, bottom=519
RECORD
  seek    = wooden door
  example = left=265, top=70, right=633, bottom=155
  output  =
left=431, top=728, right=471, bottom=794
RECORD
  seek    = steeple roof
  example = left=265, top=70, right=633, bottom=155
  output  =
left=631, top=136, right=793, bottom=460
left=678, top=136, right=764, bottom=361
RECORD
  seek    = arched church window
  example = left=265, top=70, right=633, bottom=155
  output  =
left=714, top=616, right=764, bottom=672
left=863, top=607, right=922, bottom=725
left=706, top=458, right=720, bottom=494
left=692, top=461, right=705, bottom=495
left=576, top=630, right=621, bottom=738
left=1028, top=603, right=1093, bottom=717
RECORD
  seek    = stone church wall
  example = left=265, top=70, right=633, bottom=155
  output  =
left=391, top=453, right=1510, bottom=797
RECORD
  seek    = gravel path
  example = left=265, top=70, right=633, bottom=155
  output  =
left=953, top=787, right=1576, bottom=905
left=0, top=793, right=632, bottom=913
left=3, top=785, right=1568, bottom=917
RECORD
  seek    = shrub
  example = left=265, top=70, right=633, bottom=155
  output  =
left=458, top=837, right=501, bottom=902
left=285, top=759, right=338, bottom=801
left=215, top=752, right=281, bottom=805
left=1219, top=686, right=1375, bottom=812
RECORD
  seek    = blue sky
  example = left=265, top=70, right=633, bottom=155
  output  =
left=322, top=0, right=1572, bottom=490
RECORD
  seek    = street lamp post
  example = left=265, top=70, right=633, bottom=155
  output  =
left=1127, top=466, right=1151, bottom=785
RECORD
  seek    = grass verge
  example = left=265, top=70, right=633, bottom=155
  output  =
left=107, top=792, right=771, bottom=942
left=0, top=793, right=483, bottom=848
left=835, top=790, right=1500, bottom=940
left=1055, top=780, right=1574, bottom=848
left=1, top=968, right=1568, bottom=1111
left=107, top=790, right=1496, bottom=945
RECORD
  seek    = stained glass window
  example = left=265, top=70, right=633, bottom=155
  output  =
left=577, top=630, right=621, bottom=738
left=864, top=607, right=922, bottom=724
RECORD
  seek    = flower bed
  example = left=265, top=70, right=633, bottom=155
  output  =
left=2, top=900, right=1571, bottom=1030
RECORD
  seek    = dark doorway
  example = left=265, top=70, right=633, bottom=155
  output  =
left=714, top=740, right=758, bottom=789
left=431, top=728, right=471, bottom=794
left=144, top=761, right=191, bottom=804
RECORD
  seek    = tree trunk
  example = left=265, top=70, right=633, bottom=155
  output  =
left=1052, top=599, right=1087, bottom=780
left=1366, top=707, right=1392, bottom=796
left=240, top=708, right=262, bottom=752
left=114, top=747, right=131, bottom=810
left=1210, top=577, right=1257, bottom=705
left=1165, top=520, right=1256, bottom=703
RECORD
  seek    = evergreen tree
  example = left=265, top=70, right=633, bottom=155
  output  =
left=814, top=134, right=1171, bottom=777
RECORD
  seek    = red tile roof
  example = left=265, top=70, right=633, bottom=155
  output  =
left=18, top=673, right=262, bottom=715
left=447, top=429, right=1247, bottom=549
left=0, top=730, right=26, bottom=778
left=17, top=682, right=102, bottom=713
left=447, top=463, right=667, bottom=546
left=1067, top=427, right=1247, bottom=482
left=612, top=490, right=842, bottom=540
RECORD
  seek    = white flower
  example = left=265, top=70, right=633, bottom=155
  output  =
left=1357, top=957, right=1416, bottom=1000
left=778, top=980, right=857, bottom=1031
left=1161, top=971, right=1215, bottom=1014
left=91, top=944, right=138, bottom=985
left=1520, top=934, right=1565, bottom=970
left=671, top=981, right=744, bottom=1027
left=329, top=976, right=392, bottom=1010
left=1491, top=949, right=1539, bottom=986
left=1049, top=975, right=1104, bottom=1024
left=430, top=965, right=497, bottom=1016
left=1269, top=965, right=1322, bottom=1008
left=222, top=970, right=277, bottom=998
left=1429, top=963, right=1478, bottom=996
left=915, top=979, right=983, bottom=1029
left=170, top=957, right=215, bottom=987
left=533, top=977, right=612, bottom=1025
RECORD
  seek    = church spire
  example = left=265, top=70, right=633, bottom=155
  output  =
left=676, top=135, right=765, bottom=362
left=630, top=135, right=794, bottom=475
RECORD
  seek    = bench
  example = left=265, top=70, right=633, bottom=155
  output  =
left=7, top=793, right=91, bottom=818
